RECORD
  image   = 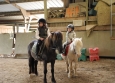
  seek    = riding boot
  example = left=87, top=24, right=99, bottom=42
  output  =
left=36, top=40, right=41, bottom=57
left=62, top=44, right=66, bottom=56
left=36, top=39, right=44, bottom=61
left=36, top=44, right=42, bottom=60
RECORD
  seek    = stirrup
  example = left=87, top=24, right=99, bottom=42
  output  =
left=37, top=55, right=42, bottom=61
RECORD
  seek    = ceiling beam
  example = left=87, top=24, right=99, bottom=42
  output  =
left=12, top=3, right=30, bottom=18
left=5, top=0, right=10, bottom=4
left=4, top=1, right=38, bottom=22
left=62, top=0, right=69, bottom=8
left=3, top=0, right=39, bottom=31
left=4, top=0, right=39, bottom=19
left=0, top=11, right=21, bottom=16
left=0, top=0, right=43, bottom=5
left=0, top=10, right=44, bottom=16
left=0, top=19, right=38, bottom=23
left=4, top=0, right=30, bottom=18
left=0, top=7, right=65, bottom=16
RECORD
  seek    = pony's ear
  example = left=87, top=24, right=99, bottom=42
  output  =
left=51, top=32, right=54, bottom=36
left=80, top=38, right=82, bottom=40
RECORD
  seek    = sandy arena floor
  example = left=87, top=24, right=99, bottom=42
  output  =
left=0, top=58, right=115, bottom=83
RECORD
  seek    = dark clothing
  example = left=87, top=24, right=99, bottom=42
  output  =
left=36, top=39, right=44, bottom=56
left=38, top=27, right=48, bottom=39
left=36, top=26, right=48, bottom=58
left=63, top=43, right=68, bottom=54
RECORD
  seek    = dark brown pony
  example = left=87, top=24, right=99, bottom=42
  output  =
left=28, top=31, right=63, bottom=83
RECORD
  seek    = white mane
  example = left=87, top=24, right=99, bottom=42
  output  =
left=70, top=38, right=83, bottom=51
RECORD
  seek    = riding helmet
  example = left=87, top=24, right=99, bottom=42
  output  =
left=67, top=24, right=74, bottom=30
left=38, top=18, right=47, bottom=24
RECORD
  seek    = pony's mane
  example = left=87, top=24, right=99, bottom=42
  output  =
left=44, top=35, right=52, bottom=49
left=74, top=38, right=82, bottom=46
left=44, top=31, right=62, bottom=49
left=70, top=38, right=83, bottom=50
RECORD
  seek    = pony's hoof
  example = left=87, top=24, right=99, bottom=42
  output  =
left=52, top=78, right=56, bottom=83
left=72, top=75, right=77, bottom=78
left=68, top=73, right=72, bottom=78
left=44, top=79, right=47, bottom=83
left=66, top=70, right=69, bottom=73
left=44, top=81, right=47, bottom=83
left=52, top=80, right=56, bottom=83
left=52, top=81, right=56, bottom=83
left=35, top=74, right=38, bottom=76
left=35, top=72, right=38, bottom=76
left=29, top=73, right=35, bottom=78
left=68, top=75, right=71, bottom=78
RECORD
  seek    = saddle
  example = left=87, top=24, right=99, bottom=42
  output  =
left=31, top=41, right=44, bottom=61
left=64, top=42, right=76, bottom=56
left=65, top=44, right=70, bottom=56
left=31, top=42, right=37, bottom=54
left=63, top=42, right=72, bottom=56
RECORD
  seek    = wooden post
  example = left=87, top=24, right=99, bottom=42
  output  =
left=24, top=17, right=27, bottom=32
left=63, top=0, right=69, bottom=8
left=44, top=0, right=47, bottom=20
left=13, top=24, right=15, bottom=34
left=27, top=16, right=33, bottom=31
left=16, top=24, right=19, bottom=33
left=12, top=24, right=16, bottom=48
left=86, top=0, right=88, bottom=25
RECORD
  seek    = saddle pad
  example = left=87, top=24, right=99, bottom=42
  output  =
left=31, top=41, right=37, bottom=54
left=65, top=45, right=70, bottom=56
left=31, top=42, right=40, bottom=60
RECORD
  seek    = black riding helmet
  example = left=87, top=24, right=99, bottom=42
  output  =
left=67, top=24, right=74, bottom=30
left=38, top=18, right=47, bottom=24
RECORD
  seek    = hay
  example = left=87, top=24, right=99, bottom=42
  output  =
left=101, top=0, right=115, bottom=5
left=95, top=1, right=115, bottom=25
left=94, top=1, right=107, bottom=11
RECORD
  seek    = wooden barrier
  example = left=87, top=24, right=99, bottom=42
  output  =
left=14, top=32, right=35, bottom=58
left=0, top=33, right=13, bottom=55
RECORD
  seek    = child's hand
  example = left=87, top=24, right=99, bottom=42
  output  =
left=40, top=38, right=44, bottom=40
left=70, top=38, right=72, bottom=42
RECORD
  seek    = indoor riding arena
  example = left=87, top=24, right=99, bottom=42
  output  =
left=0, top=0, right=115, bottom=83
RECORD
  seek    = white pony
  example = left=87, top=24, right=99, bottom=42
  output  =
left=61, top=38, right=83, bottom=78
